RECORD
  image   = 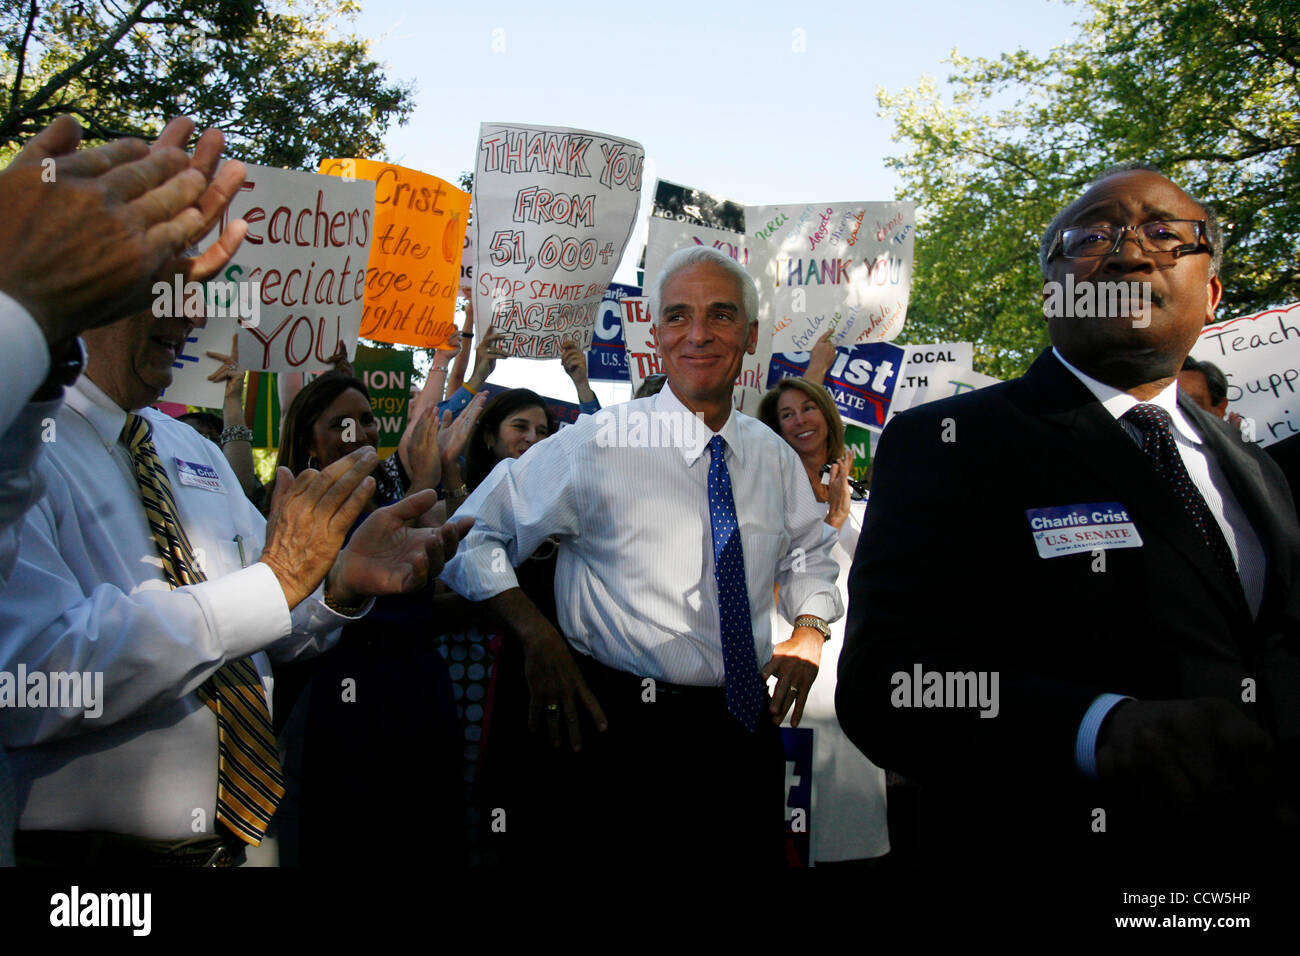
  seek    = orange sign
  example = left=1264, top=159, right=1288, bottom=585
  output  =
left=319, top=158, right=469, bottom=349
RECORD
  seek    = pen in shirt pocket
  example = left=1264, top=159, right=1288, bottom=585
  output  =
left=233, top=534, right=247, bottom=568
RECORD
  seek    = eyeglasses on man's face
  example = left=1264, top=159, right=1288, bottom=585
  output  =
left=1048, top=219, right=1210, bottom=261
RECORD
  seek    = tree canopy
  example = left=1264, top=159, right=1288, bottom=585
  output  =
left=0, top=0, right=413, bottom=169
left=882, top=0, right=1298, bottom=379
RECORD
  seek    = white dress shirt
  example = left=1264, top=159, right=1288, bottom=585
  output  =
left=0, top=292, right=49, bottom=437
left=441, top=383, right=843, bottom=686
left=0, top=394, right=58, bottom=588
left=0, top=294, right=54, bottom=587
left=0, top=376, right=357, bottom=839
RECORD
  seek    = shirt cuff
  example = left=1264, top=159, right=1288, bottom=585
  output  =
left=792, top=594, right=841, bottom=625
left=0, top=291, right=51, bottom=421
left=578, top=397, right=601, bottom=416
left=1075, top=692, right=1133, bottom=779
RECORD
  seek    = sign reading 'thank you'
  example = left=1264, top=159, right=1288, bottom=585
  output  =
left=472, top=122, right=643, bottom=358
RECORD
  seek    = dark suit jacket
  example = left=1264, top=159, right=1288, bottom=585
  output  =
left=837, top=348, right=1300, bottom=870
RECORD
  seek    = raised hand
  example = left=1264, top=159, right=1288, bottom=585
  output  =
left=259, top=447, right=378, bottom=609
left=560, top=338, right=596, bottom=404
left=467, top=325, right=511, bottom=391
left=326, top=496, right=474, bottom=604
left=397, top=401, right=442, bottom=493
left=148, top=116, right=248, bottom=288
left=825, top=449, right=855, bottom=530
left=205, top=334, right=243, bottom=387
left=0, top=115, right=212, bottom=343
left=803, top=328, right=838, bottom=384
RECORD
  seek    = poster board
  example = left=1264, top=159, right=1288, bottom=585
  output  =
left=472, top=122, right=644, bottom=358
left=319, top=158, right=469, bottom=349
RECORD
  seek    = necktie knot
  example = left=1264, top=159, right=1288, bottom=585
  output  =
left=708, top=434, right=726, bottom=459
left=1123, top=403, right=1172, bottom=434
left=121, top=412, right=153, bottom=455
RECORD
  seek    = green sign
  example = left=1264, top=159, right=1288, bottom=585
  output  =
left=843, top=422, right=876, bottom=483
left=354, top=344, right=415, bottom=457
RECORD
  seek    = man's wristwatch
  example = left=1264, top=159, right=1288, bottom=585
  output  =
left=794, top=615, right=832, bottom=641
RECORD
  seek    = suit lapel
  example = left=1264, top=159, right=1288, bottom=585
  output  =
left=1013, top=350, right=1248, bottom=620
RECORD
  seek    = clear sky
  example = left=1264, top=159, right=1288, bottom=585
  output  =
left=347, top=0, right=1084, bottom=400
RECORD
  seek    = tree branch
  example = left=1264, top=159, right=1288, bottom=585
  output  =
left=18, top=0, right=154, bottom=119
left=6, top=0, right=41, bottom=124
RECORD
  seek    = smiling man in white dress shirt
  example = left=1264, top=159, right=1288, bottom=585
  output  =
left=442, top=246, right=841, bottom=867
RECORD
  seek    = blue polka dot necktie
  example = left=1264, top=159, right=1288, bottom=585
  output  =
left=122, top=413, right=284, bottom=846
left=706, top=435, right=766, bottom=732
left=1122, top=404, right=1245, bottom=599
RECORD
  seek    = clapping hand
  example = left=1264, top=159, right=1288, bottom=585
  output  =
left=825, top=449, right=856, bottom=530
left=397, top=401, right=443, bottom=494
left=327, top=494, right=474, bottom=604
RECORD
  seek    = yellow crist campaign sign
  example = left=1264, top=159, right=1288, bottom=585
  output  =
left=319, top=158, right=469, bottom=349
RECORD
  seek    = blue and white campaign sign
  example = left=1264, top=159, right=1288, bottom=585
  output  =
left=781, top=727, right=813, bottom=867
left=587, top=282, right=639, bottom=383
left=767, top=342, right=907, bottom=428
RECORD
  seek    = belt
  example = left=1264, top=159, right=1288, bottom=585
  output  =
left=574, top=653, right=730, bottom=709
left=16, top=828, right=247, bottom=867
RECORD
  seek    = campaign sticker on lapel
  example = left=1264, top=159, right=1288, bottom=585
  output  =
left=174, top=458, right=224, bottom=493
left=1026, top=502, right=1142, bottom=559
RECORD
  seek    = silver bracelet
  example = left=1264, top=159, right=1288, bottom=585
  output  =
left=220, top=424, right=254, bottom=446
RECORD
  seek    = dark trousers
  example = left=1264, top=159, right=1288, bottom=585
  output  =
left=497, top=653, right=786, bottom=870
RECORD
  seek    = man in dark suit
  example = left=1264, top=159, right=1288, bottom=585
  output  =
left=837, top=167, right=1300, bottom=884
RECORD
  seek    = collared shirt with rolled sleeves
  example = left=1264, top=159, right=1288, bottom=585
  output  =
left=441, top=383, right=842, bottom=685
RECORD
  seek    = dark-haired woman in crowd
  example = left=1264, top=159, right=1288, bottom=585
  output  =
left=758, top=375, right=890, bottom=866
left=271, top=370, right=478, bottom=867
left=434, top=388, right=563, bottom=863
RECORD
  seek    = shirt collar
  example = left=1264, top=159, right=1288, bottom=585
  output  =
left=654, top=382, right=743, bottom=467
left=1052, top=347, right=1201, bottom=445
left=66, top=375, right=131, bottom=450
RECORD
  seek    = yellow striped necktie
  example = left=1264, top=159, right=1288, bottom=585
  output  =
left=121, top=413, right=285, bottom=846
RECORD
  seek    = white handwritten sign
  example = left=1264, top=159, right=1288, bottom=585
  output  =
left=163, top=165, right=375, bottom=405
left=747, top=201, right=914, bottom=354
left=211, top=164, right=373, bottom=373
left=1191, top=301, right=1300, bottom=447
left=472, top=122, right=643, bottom=358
